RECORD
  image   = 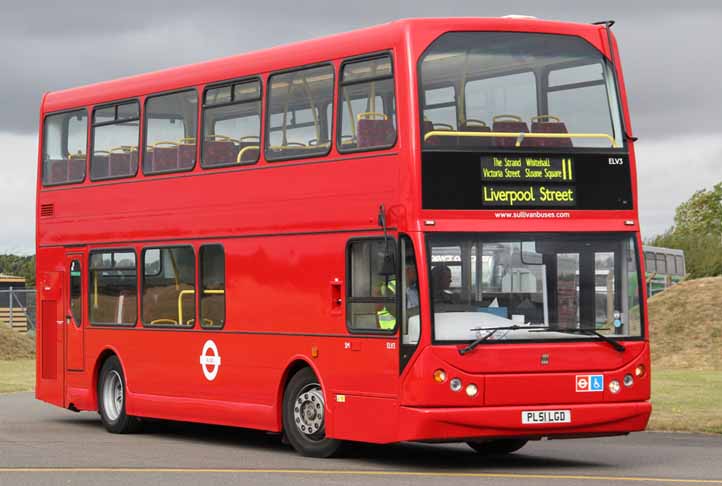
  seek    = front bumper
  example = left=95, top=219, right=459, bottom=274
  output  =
left=397, top=401, right=651, bottom=442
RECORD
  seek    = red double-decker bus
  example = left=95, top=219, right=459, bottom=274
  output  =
left=35, top=17, right=650, bottom=457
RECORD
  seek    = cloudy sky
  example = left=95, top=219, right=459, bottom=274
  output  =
left=1, top=1, right=721, bottom=254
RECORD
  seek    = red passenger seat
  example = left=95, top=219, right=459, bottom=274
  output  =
left=492, top=115, right=529, bottom=148
left=529, top=115, right=572, bottom=148
left=423, top=120, right=456, bottom=146
left=357, top=114, right=395, bottom=149
left=178, top=142, right=196, bottom=169
left=48, top=159, right=67, bottom=184
left=110, top=151, right=131, bottom=177
left=91, top=153, right=110, bottom=179
left=68, top=158, right=85, bottom=181
left=151, top=145, right=179, bottom=172
left=459, top=119, right=491, bottom=147
left=203, top=141, right=237, bottom=166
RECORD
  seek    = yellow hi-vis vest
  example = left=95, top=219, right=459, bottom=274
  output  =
left=377, top=279, right=396, bottom=330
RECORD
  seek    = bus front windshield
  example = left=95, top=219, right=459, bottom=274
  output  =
left=427, top=233, right=643, bottom=343
left=419, top=32, right=624, bottom=150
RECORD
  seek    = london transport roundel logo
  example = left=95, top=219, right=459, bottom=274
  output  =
left=200, top=340, right=221, bottom=381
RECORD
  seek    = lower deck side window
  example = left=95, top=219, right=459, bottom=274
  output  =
left=89, top=250, right=137, bottom=325
left=142, top=247, right=195, bottom=326
left=200, top=245, right=225, bottom=328
left=347, top=239, right=397, bottom=332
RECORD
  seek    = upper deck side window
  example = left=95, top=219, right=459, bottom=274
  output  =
left=266, top=64, right=334, bottom=161
left=144, top=90, right=198, bottom=175
left=202, top=79, right=262, bottom=168
left=42, top=109, right=88, bottom=186
left=338, top=55, right=397, bottom=153
left=419, top=32, right=625, bottom=151
left=91, top=101, right=140, bottom=181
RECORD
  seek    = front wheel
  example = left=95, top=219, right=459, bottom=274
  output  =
left=467, top=439, right=528, bottom=455
left=97, top=356, right=140, bottom=434
left=282, top=368, right=341, bottom=457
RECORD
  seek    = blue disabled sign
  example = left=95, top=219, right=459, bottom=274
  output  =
left=590, top=375, right=604, bottom=391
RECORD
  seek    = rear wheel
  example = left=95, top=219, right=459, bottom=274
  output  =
left=97, top=356, right=140, bottom=434
left=282, top=367, right=341, bottom=457
left=467, top=439, right=528, bottom=455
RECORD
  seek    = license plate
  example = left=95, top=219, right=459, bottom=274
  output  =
left=521, top=410, right=571, bottom=424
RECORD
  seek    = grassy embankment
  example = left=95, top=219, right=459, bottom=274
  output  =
left=0, top=324, right=36, bottom=393
left=0, top=278, right=720, bottom=434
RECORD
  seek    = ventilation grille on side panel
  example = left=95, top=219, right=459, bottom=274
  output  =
left=40, top=203, right=55, bottom=217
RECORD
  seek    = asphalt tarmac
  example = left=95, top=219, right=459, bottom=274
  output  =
left=1, top=392, right=721, bottom=486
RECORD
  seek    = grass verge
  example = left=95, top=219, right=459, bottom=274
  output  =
left=650, top=369, right=722, bottom=434
left=0, top=359, right=35, bottom=394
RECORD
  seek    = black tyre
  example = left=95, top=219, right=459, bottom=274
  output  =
left=97, top=356, right=140, bottom=434
left=282, top=367, right=341, bottom=457
left=467, top=439, right=528, bottom=455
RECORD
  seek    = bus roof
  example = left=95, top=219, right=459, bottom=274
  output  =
left=644, top=245, right=685, bottom=256
left=42, top=17, right=611, bottom=114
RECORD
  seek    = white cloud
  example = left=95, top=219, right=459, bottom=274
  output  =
left=636, top=134, right=722, bottom=239
left=0, top=132, right=37, bottom=254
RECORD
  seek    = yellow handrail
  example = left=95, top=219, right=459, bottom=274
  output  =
left=152, top=141, right=178, bottom=148
left=357, top=112, right=387, bottom=121
left=423, top=130, right=617, bottom=148
left=177, top=289, right=225, bottom=325
left=178, top=289, right=194, bottom=326
left=205, top=134, right=240, bottom=143
left=237, top=145, right=259, bottom=163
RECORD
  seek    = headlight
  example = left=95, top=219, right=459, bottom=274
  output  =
left=623, top=374, right=634, bottom=387
left=450, top=378, right=462, bottom=392
left=433, top=369, right=447, bottom=383
left=465, top=384, right=478, bottom=397
left=609, top=380, right=621, bottom=394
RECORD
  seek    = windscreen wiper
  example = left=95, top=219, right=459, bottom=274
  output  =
left=459, top=325, right=546, bottom=355
left=531, top=327, right=626, bottom=353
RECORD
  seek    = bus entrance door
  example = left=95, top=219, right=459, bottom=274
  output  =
left=64, top=252, right=85, bottom=372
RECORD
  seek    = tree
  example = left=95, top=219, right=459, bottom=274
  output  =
left=673, top=182, right=722, bottom=239
left=651, top=182, right=722, bottom=279
left=0, top=255, right=36, bottom=286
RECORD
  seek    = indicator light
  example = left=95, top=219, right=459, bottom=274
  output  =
left=450, top=378, right=462, bottom=392
left=433, top=369, right=447, bottom=383
left=465, top=384, right=478, bottom=397
left=623, top=374, right=634, bottom=387
left=609, top=380, right=621, bottom=394
left=635, top=365, right=646, bottom=377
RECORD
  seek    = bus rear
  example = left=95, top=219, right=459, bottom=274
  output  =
left=398, top=22, right=649, bottom=449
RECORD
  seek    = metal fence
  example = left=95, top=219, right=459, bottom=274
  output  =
left=0, top=287, right=36, bottom=332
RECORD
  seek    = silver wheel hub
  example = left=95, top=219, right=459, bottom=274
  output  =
left=293, top=384, right=324, bottom=437
left=102, top=370, right=123, bottom=422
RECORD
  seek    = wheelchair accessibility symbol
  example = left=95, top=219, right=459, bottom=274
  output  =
left=576, top=374, right=603, bottom=392
left=200, top=340, right=222, bottom=381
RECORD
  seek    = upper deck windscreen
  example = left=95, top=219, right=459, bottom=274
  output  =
left=419, top=32, right=624, bottom=151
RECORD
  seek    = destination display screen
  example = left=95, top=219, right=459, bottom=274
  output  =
left=422, top=152, right=632, bottom=211
left=481, top=155, right=576, bottom=208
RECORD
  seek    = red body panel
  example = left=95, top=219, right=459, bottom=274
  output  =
left=35, top=18, right=649, bottom=444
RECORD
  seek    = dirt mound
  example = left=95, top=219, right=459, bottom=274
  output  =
left=649, top=276, right=722, bottom=370
left=0, top=325, right=35, bottom=360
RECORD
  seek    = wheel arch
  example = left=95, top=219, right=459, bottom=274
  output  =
left=90, top=346, right=125, bottom=411
left=275, top=355, right=326, bottom=432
